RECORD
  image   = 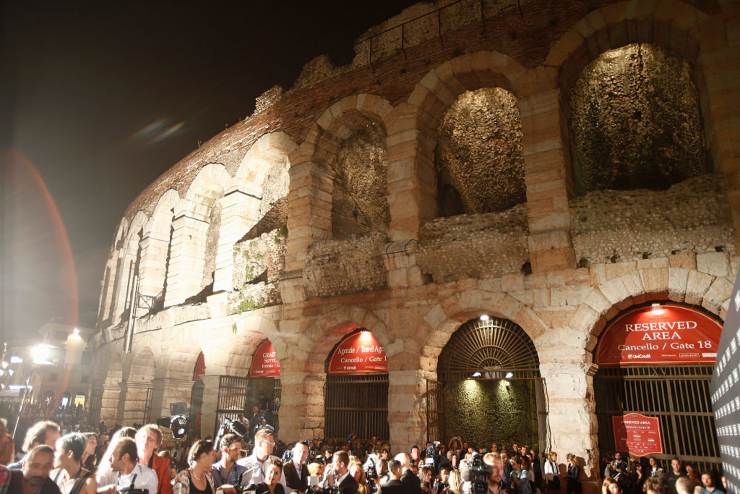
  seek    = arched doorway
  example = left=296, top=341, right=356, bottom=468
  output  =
left=594, top=302, right=723, bottom=472
left=325, top=329, right=389, bottom=440
left=437, top=317, right=545, bottom=450
left=246, top=339, right=281, bottom=432
left=190, top=352, right=205, bottom=438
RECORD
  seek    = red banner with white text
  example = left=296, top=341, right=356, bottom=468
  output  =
left=249, top=340, right=281, bottom=378
left=596, top=304, right=722, bottom=366
left=327, top=330, right=388, bottom=375
left=612, top=413, right=663, bottom=457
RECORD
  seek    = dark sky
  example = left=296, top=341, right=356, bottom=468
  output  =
left=1, top=0, right=418, bottom=343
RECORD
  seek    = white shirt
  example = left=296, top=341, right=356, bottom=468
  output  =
left=116, top=463, right=159, bottom=494
left=236, top=454, right=287, bottom=488
left=335, top=471, right=350, bottom=488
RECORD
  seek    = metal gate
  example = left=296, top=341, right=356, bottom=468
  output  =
left=595, top=365, right=721, bottom=472
left=215, top=375, right=249, bottom=431
left=325, top=374, right=389, bottom=440
left=425, top=380, right=441, bottom=443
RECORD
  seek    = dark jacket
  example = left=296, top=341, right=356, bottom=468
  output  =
left=337, top=474, right=359, bottom=494
left=380, top=480, right=409, bottom=494
left=400, top=470, right=422, bottom=494
left=9, top=470, right=62, bottom=494
left=283, top=462, right=309, bottom=493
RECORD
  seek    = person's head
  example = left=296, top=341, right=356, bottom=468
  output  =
left=349, top=462, right=363, bottom=482
left=410, top=446, right=420, bottom=460
left=685, top=464, right=696, bottom=478
left=701, top=473, right=714, bottom=488
left=489, top=466, right=500, bottom=480
left=188, top=439, right=215, bottom=469
left=421, top=465, right=433, bottom=482
left=389, top=459, right=403, bottom=480
left=135, top=424, right=162, bottom=460
left=614, top=452, right=622, bottom=462
left=549, top=451, right=557, bottom=462
left=111, top=438, right=138, bottom=473
left=645, top=476, right=665, bottom=494
left=54, top=432, right=86, bottom=470
left=394, top=452, right=411, bottom=469
left=293, top=442, right=309, bottom=464
left=23, top=445, right=55, bottom=488
left=254, top=428, right=276, bottom=459
left=521, top=456, right=531, bottom=470
left=648, top=457, right=658, bottom=467
left=333, top=451, right=350, bottom=476
left=267, top=459, right=283, bottom=485
left=22, top=421, right=61, bottom=452
left=83, top=433, right=98, bottom=456
left=219, top=434, right=243, bottom=464
left=440, top=466, right=451, bottom=483
left=670, top=458, right=681, bottom=473
left=602, top=479, right=614, bottom=494
left=675, top=477, right=694, bottom=494
left=608, top=481, right=622, bottom=494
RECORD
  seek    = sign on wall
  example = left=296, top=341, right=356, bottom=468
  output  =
left=327, top=330, right=388, bottom=375
left=612, top=413, right=663, bottom=457
left=596, top=304, right=722, bottom=366
left=248, top=340, right=281, bottom=378
left=711, top=269, right=740, bottom=494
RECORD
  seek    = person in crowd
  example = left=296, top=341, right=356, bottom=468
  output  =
left=644, top=475, right=666, bottom=494
left=173, top=440, right=216, bottom=494
left=410, top=447, right=421, bottom=466
left=108, top=437, right=158, bottom=494
left=0, top=419, right=14, bottom=466
left=566, top=454, right=581, bottom=494
left=9, top=420, right=61, bottom=470
left=51, top=432, right=96, bottom=494
left=324, top=451, right=358, bottom=494
left=633, top=462, right=647, bottom=494
left=96, top=426, right=136, bottom=487
left=434, top=466, right=452, bottom=494
left=684, top=465, right=700, bottom=491
left=544, top=452, right=560, bottom=493
left=239, top=427, right=285, bottom=489
left=254, top=460, right=286, bottom=494
left=136, top=424, right=173, bottom=494
left=379, top=460, right=404, bottom=494
left=607, top=478, right=622, bottom=494
left=395, top=452, right=422, bottom=494
left=81, top=433, right=97, bottom=472
left=675, top=477, right=694, bottom=494
left=665, top=458, right=684, bottom=494
left=603, top=478, right=615, bottom=494
left=486, top=466, right=503, bottom=494
left=6, top=445, right=61, bottom=494
left=447, top=467, right=462, bottom=494
left=420, top=466, right=434, bottom=494
left=604, top=453, right=626, bottom=480
left=513, top=456, right=533, bottom=494
left=698, top=472, right=725, bottom=494
left=211, top=433, right=246, bottom=492
left=647, top=458, right=663, bottom=478
left=349, top=457, right=368, bottom=494
left=283, top=442, right=309, bottom=494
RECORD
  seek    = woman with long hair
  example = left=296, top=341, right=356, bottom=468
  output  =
left=173, top=439, right=216, bottom=494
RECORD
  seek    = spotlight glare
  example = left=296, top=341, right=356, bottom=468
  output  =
left=480, top=314, right=490, bottom=322
left=505, top=372, right=514, bottom=379
left=472, top=371, right=482, bottom=378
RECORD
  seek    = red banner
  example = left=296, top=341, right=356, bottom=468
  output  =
left=327, top=330, right=388, bottom=375
left=612, top=413, right=663, bottom=457
left=249, top=340, right=280, bottom=378
left=596, top=304, right=722, bottom=366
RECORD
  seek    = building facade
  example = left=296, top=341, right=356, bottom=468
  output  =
left=91, top=0, right=740, bottom=484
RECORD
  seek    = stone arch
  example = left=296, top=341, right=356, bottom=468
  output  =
left=235, top=131, right=296, bottom=198
left=185, top=162, right=232, bottom=207
left=545, top=1, right=712, bottom=191
left=139, top=189, right=179, bottom=304
left=387, top=51, right=528, bottom=238
left=567, top=265, right=730, bottom=356
left=420, top=289, right=549, bottom=377
left=110, top=211, right=148, bottom=323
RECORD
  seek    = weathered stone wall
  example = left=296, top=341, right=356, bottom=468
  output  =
left=571, top=175, right=735, bottom=265
left=569, top=43, right=707, bottom=193
left=303, top=232, right=387, bottom=297
left=418, top=204, right=529, bottom=282
left=437, top=88, right=525, bottom=215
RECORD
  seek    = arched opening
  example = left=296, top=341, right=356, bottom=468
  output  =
left=190, top=351, right=206, bottom=438
left=436, top=87, right=525, bottom=217
left=568, top=43, right=709, bottom=194
left=436, top=317, right=545, bottom=450
left=325, top=329, right=389, bottom=440
left=245, top=339, right=281, bottom=433
left=593, top=302, right=723, bottom=472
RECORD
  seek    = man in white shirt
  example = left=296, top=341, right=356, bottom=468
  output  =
left=110, top=438, right=158, bottom=494
left=236, top=428, right=286, bottom=489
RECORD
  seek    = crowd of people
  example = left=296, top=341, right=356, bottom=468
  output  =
left=0, top=417, right=727, bottom=494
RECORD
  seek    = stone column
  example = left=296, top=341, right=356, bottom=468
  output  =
left=278, top=366, right=315, bottom=440
left=111, top=251, right=137, bottom=324
left=199, top=374, right=222, bottom=438
left=213, top=186, right=262, bottom=292
left=539, top=359, right=599, bottom=485
left=138, top=234, right=170, bottom=301
left=100, top=383, right=122, bottom=425
left=519, top=88, right=575, bottom=273
left=388, top=369, right=427, bottom=451
left=164, top=200, right=210, bottom=307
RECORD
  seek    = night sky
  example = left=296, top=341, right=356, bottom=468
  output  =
left=1, top=1, right=418, bottom=343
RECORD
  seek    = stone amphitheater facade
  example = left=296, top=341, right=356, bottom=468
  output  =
left=92, top=0, right=740, bottom=481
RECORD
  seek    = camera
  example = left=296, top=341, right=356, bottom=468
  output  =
left=214, top=417, right=249, bottom=449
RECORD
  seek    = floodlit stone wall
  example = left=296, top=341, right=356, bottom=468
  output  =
left=93, top=1, right=740, bottom=487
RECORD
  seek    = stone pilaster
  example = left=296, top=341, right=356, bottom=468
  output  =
left=213, top=186, right=262, bottom=292
left=388, top=369, right=427, bottom=450
left=164, top=200, right=210, bottom=307
left=278, top=366, right=315, bottom=440
left=138, top=234, right=170, bottom=300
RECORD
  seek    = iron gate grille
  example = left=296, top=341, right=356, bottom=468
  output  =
left=215, top=375, right=249, bottom=431
left=325, top=374, right=389, bottom=440
left=595, top=365, right=721, bottom=473
left=425, top=380, right=440, bottom=443
left=88, top=386, right=103, bottom=425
